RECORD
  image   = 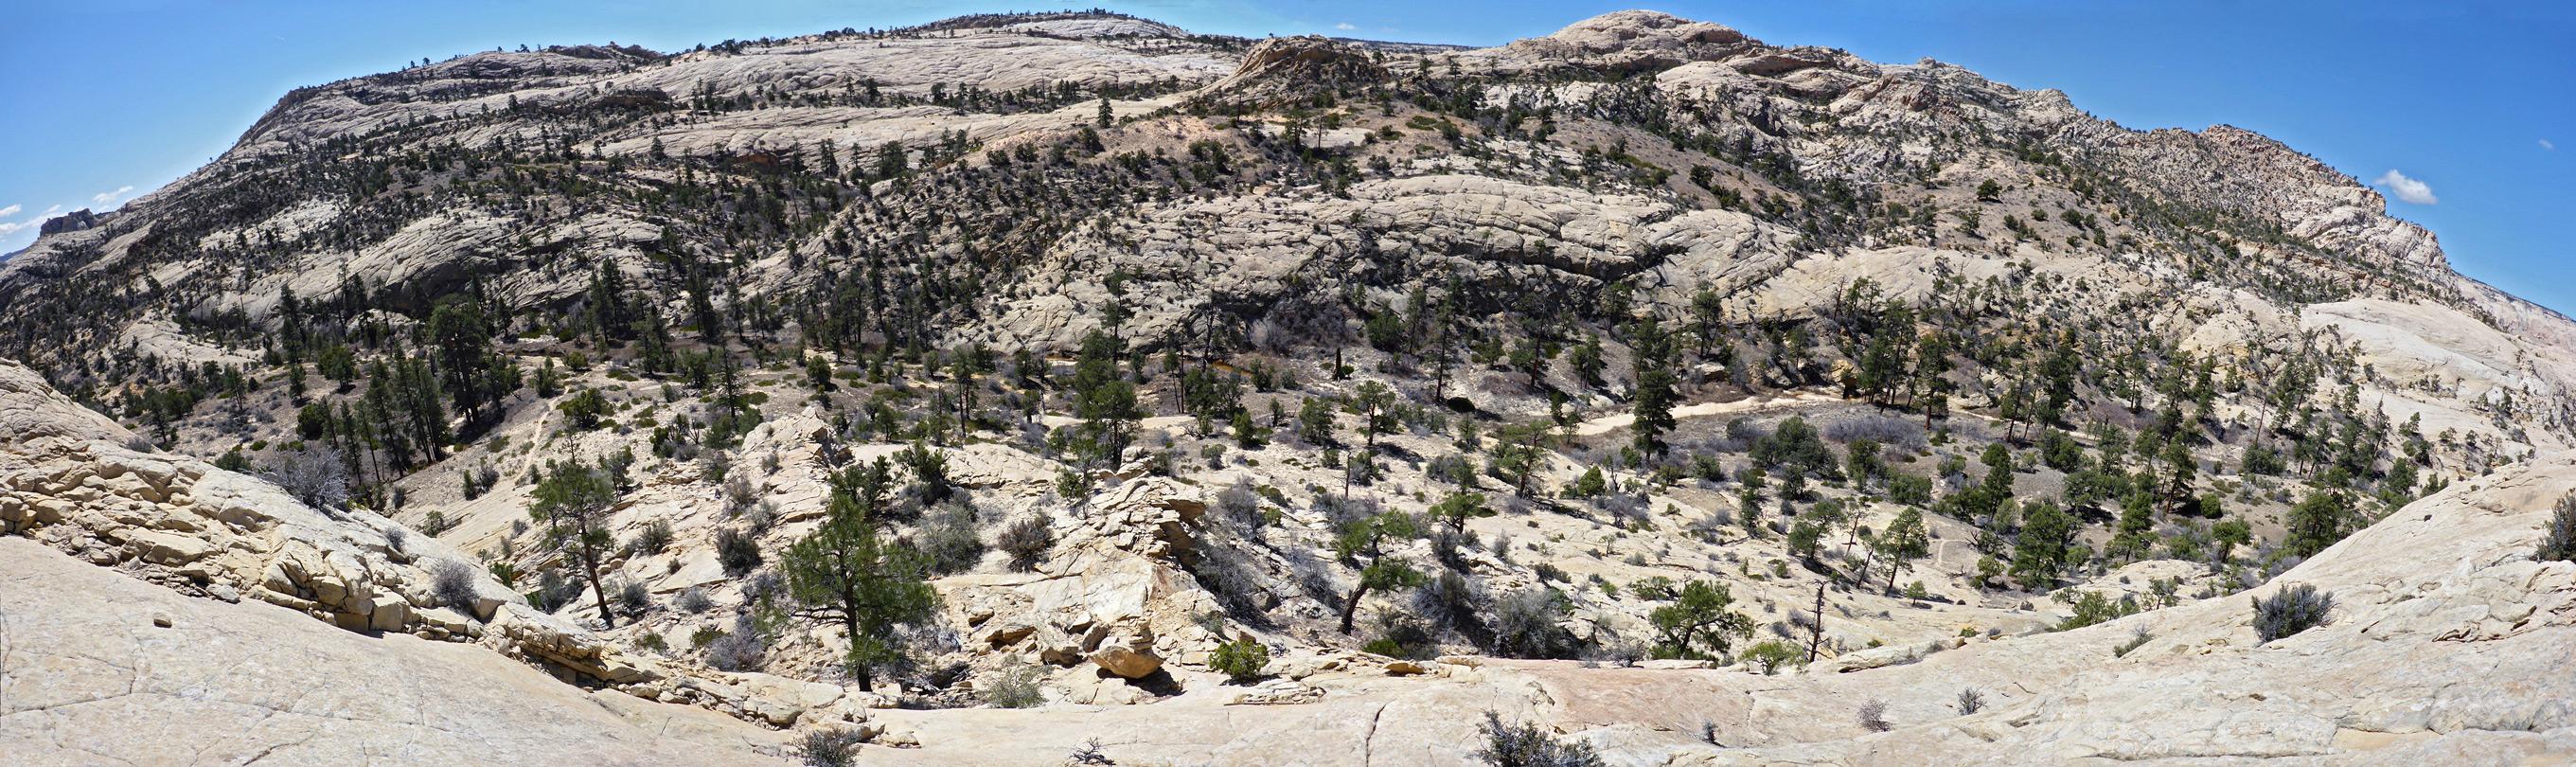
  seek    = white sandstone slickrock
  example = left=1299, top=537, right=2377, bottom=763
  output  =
left=0, top=357, right=882, bottom=738
left=0, top=537, right=791, bottom=767
left=2, top=9, right=2575, bottom=766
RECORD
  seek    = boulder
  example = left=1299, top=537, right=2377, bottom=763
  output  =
left=366, top=594, right=414, bottom=633
left=127, top=529, right=212, bottom=564
left=1089, top=645, right=1164, bottom=679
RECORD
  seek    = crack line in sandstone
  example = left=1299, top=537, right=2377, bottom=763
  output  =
left=1359, top=702, right=1387, bottom=767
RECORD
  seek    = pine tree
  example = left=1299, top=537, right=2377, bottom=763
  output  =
left=1569, top=334, right=1606, bottom=388
left=781, top=483, right=940, bottom=691
left=1348, top=381, right=1398, bottom=453
left=1334, top=510, right=1424, bottom=633
left=529, top=459, right=619, bottom=628
left=1874, top=507, right=1930, bottom=590
left=1647, top=580, right=1755, bottom=659
left=586, top=260, right=632, bottom=347
left=2283, top=491, right=2354, bottom=558
left=428, top=296, right=498, bottom=421
left=1430, top=491, right=1489, bottom=535
left=2160, top=441, right=2198, bottom=513
left=1630, top=319, right=1679, bottom=455
left=2011, top=498, right=2073, bottom=589
left=1070, top=330, right=1139, bottom=467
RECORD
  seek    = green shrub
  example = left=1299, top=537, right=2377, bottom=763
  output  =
left=1210, top=637, right=1270, bottom=684
left=996, top=515, right=1055, bottom=572
left=981, top=665, right=1047, bottom=708
left=2252, top=583, right=2332, bottom=642
left=1473, top=711, right=1603, bottom=767
left=1741, top=640, right=1803, bottom=674
left=2540, top=492, right=2576, bottom=562
left=1887, top=473, right=1933, bottom=506
left=794, top=728, right=866, bottom=767
left=918, top=501, right=986, bottom=575
left=2053, top=591, right=2136, bottom=631
left=1562, top=466, right=1606, bottom=498
left=2111, top=625, right=2155, bottom=657
left=628, top=519, right=673, bottom=556
left=558, top=388, right=611, bottom=431
left=716, top=526, right=762, bottom=576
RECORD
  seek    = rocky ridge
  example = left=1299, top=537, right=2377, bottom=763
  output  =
left=3, top=8, right=2574, bottom=765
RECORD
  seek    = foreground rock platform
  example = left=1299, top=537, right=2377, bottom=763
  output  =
left=0, top=536, right=791, bottom=767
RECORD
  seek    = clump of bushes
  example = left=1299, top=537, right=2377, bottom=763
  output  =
left=1216, top=480, right=1266, bottom=528
left=529, top=568, right=582, bottom=613
left=2252, top=583, right=2332, bottom=642
left=2540, top=491, right=2576, bottom=562
left=794, top=728, right=867, bottom=767
left=704, top=613, right=767, bottom=671
left=996, top=515, right=1055, bottom=572
left=716, top=526, right=762, bottom=576
left=615, top=580, right=651, bottom=616
left=1856, top=700, right=1892, bottom=732
left=1485, top=588, right=1578, bottom=659
left=1956, top=687, right=1986, bottom=715
left=917, top=501, right=986, bottom=575
left=1473, top=711, right=1602, bottom=767
left=1741, top=640, right=1804, bottom=674
left=1209, top=637, right=1270, bottom=684
left=431, top=560, right=478, bottom=610
left=981, top=665, right=1047, bottom=708
left=675, top=587, right=715, bottom=614
left=628, top=519, right=674, bottom=556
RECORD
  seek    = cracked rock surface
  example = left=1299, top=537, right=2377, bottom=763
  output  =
left=0, top=537, right=789, bottom=767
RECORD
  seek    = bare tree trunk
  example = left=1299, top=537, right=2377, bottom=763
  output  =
left=1340, top=582, right=1370, bottom=633
left=580, top=540, right=615, bottom=629
left=1804, top=583, right=1827, bottom=663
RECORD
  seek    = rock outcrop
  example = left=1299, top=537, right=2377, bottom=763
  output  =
left=1503, top=9, right=1758, bottom=73
left=0, top=358, right=879, bottom=735
left=1203, top=35, right=1389, bottom=104
left=0, top=537, right=792, bottom=766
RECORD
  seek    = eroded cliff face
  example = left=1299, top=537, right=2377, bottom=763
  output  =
left=4, top=9, right=2574, bottom=766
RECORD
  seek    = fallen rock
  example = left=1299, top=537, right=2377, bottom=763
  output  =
left=1091, top=645, right=1164, bottom=679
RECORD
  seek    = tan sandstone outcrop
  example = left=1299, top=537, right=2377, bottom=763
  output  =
left=0, top=358, right=874, bottom=734
left=0, top=537, right=791, bottom=766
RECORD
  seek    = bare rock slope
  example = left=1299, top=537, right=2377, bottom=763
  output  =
left=0, top=537, right=789, bottom=767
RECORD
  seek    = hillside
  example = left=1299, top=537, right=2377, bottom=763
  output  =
left=3, top=9, right=2573, bottom=765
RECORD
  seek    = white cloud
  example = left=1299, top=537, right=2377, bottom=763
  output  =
left=2372, top=169, right=2438, bottom=205
left=0, top=205, right=18, bottom=218
left=1333, top=22, right=1356, bottom=30
left=0, top=220, right=39, bottom=237
left=42, top=205, right=60, bottom=214
left=91, top=186, right=133, bottom=205
left=2546, top=139, right=2558, bottom=151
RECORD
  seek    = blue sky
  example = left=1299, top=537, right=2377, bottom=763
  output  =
left=3, top=1, right=2567, bottom=312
